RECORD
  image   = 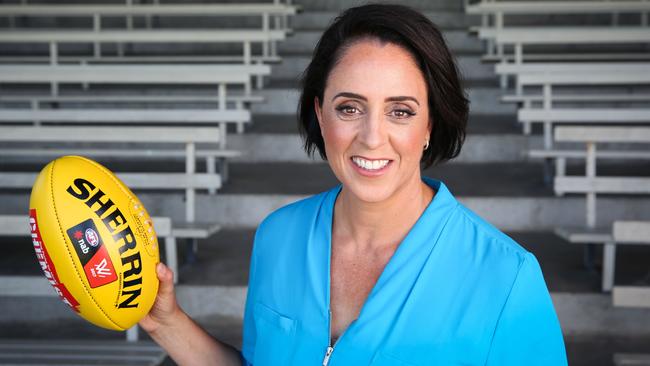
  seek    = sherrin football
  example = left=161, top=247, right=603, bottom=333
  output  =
left=29, top=156, right=160, bottom=331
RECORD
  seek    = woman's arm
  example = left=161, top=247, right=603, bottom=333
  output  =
left=139, top=263, right=244, bottom=366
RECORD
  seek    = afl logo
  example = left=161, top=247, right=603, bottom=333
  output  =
left=85, top=228, right=100, bottom=247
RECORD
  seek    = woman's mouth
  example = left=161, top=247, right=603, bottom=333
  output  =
left=351, top=156, right=392, bottom=175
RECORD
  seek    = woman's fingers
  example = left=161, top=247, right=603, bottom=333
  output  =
left=139, top=262, right=179, bottom=333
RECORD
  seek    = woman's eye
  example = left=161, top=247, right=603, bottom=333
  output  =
left=391, top=109, right=415, bottom=118
left=336, top=105, right=360, bottom=115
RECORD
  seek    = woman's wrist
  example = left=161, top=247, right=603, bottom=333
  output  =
left=147, top=304, right=189, bottom=340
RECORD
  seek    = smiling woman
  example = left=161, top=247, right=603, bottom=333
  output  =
left=138, top=4, right=568, bottom=366
left=243, top=3, right=567, bottom=365
left=313, top=40, right=432, bottom=205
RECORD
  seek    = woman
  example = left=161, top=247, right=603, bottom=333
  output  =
left=140, top=4, right=568, bottom=365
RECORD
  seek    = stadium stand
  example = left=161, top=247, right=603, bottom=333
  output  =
left=551, top=126, right=650, bottom=291
left=467, top=1, right=650, bottom=61
left=466, top=1, right=650, bottom=362
left=0, top=1, right=297, bottom=364
left=0, top=2, right=299, bottom=62
left=513, top=66, right=650, bottom=148
left=0, top=63, right=261, bottom=147
left=487, top=27, right=650, bottom=88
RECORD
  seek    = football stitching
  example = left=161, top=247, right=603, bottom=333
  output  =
left=51, top=157, right=123, bottom=330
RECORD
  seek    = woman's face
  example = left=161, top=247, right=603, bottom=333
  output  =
left=314, top=39, right=431, bottom=203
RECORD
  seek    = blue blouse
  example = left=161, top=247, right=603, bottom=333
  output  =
left=241, top=178, right=567, bottom=365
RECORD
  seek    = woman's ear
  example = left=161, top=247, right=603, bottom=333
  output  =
left=314, top=96, right=323, bottom=127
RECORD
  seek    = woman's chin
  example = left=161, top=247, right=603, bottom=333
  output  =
left=343, top=181, right=395, bottom=204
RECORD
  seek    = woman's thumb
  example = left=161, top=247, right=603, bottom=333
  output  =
left=156, top=262, right=175, bottom=296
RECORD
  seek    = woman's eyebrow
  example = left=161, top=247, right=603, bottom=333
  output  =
left=385, top=96, right=419, bottom=106
left=332, top=92, right=367, bottom=102
left=332, top=93, right=420, bottom=106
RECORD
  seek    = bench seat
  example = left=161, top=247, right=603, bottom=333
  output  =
left=518, top=108, right=650, bottom=124
left=0, top=125, right=225, bottom=221
left=172, top=221, right=222, bottom=239
left=614, top=353, right=650, bottom=366
left=0, top=147, right=240, bottom=183
left=0, top=93, right=265, bottom=104
left=484, top=53, right=650, bottom=63
left=0, top=339, right=166, bottom=366
left=503, top=94, right=650, bottom=104
left=0, top=54, right=283, bottom=64
left=0, top=29, right=287, bottom=43
left=0, top=3, right=299, bottom=16
left=529, top=149, right=650, bottom=160
left=0, top=108, right=250, bottom=124
left=0, top=64, right=258, bottom=83
left=0, top=172, right=221, bottom=191
left=0, top=148, right=241, bottom=160
left=496, top=62, right=650, bottom=76
left=554, top=176, right=650, bottom=195
left=613, top=286, right=650, bottom=308
left=554, top=226, right=613, bottom=244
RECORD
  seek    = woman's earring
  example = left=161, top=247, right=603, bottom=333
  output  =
left=423, top=140, right=430, bottom=151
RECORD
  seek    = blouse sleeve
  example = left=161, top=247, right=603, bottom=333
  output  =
left=485, top=252, right=568, bottom=366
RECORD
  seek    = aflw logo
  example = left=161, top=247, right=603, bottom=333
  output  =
left=91, top=258, right=112, bottom=278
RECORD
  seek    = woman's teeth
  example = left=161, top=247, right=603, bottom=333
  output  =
left=352, top=156, right=390, bottom=171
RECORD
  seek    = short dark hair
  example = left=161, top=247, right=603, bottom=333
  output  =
left=297, top=4, right=468, bottom=168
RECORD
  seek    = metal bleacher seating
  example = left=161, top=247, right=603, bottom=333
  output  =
left=0, top=2, right=298, bottom=63
left=467, top=3, right=650, bottom=359
left=467, top=1, right=650, bottom=62
left=510, top=65, right=650, bottom=147
left=0, top=1, right=297, bottom=364
left=467, top=0, right=650, bottom=293
left=551, top=126, right=650, bottom=291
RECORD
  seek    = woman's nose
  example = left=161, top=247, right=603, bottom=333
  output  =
left=357, top=111, right=387, bottom=149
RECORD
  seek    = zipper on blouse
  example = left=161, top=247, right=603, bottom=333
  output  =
left=322, top=310, right=351, bottom=366
left=322, top=345, right=334, bottom=366
left=322, top=310, right=334, bottom=366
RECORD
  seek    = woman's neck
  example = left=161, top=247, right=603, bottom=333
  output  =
left=333, top=175, right=434, bottom=253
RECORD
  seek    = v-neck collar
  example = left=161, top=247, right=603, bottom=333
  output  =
left=319, top=177, right=459, bottom=352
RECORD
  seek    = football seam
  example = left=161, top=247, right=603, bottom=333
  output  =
left=50, top=157, right=123, bottom=330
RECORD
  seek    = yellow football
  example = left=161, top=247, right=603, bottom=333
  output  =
left=29, top=156, right=160, bottom=331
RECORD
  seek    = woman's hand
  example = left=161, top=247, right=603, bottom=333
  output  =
left=139, top=262, right=183, bottom=335
left=137, top=262, right=244, bottom=365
